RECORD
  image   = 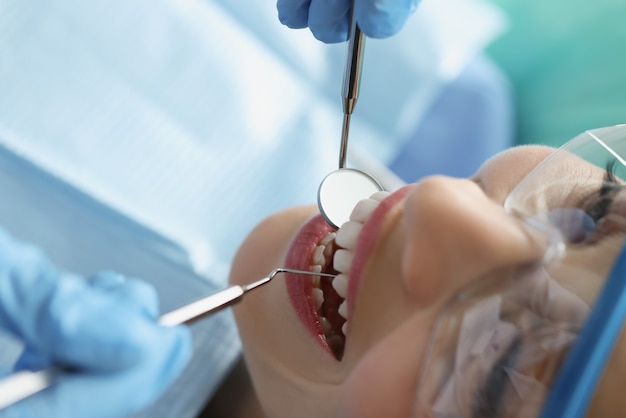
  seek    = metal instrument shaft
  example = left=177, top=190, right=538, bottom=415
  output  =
left=339, top=4, right=366, bottom=169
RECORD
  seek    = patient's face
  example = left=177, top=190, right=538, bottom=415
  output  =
left=230, top=145, right=626, bottom=417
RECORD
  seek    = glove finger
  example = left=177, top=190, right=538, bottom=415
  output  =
left=357, top=0, right=420, bottom=38
left=117, top=279, right=159, bottom=319
left=309, top=0, right=351, bottom=43
left=87, top=270, right=126, bottom=290
left=7, top=326, right=192, bottom=418
left=0, top=229, right=57, bottom=340
left=277, top=0, right=311, bottom=29
left=13, top=345, right=52, bottom=372
left=41, top=278, right=160, bottom=370
left=88, top=271, right=159, bottom=319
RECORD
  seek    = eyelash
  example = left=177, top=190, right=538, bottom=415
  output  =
left=550, top=162, right=624, bottom=245
left=585, top=161, right=622, bottom=223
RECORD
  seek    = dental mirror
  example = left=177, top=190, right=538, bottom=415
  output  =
left=318, top=168, right=383, bottom=229
left=317, top=2, right=384, bottom=229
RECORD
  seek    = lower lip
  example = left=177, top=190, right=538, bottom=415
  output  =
left=284, top=214, right=336, bottom=355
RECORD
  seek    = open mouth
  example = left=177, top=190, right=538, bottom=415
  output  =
left=286, top=190, right=394, bottom=361
left=307, top=191, right=392, bottom=361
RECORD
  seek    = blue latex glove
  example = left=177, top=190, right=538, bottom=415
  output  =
left=0, top=229, right=192, bottom=418
left=277, top=0, right=420, bottom=43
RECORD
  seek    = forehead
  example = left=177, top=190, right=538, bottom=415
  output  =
left=474, top=145, right=610, bottom=204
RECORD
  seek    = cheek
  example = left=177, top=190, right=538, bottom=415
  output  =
left=339, top=315, right=432, bottom=418
left=230, top=206, right=317, bottom=287
left=551, top=235, right=622, bottom=305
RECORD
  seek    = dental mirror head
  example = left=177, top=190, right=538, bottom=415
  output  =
left=318, top=168, right=384, bottom=229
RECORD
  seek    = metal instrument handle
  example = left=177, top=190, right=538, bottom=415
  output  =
left=339, top=1, right=366, bottom=169
left=159, top=285, right=245, bottom=326
left=342, top=19, right=365, bottom=115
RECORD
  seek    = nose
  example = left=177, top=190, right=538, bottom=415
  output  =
left=401, top=176, right=547, bottom=307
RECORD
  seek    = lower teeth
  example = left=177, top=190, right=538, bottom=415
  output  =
left=311, top=233, right=346, bottom=360
left=327, top=334, right=345, bottom=360
left=315, top=278, right=346, bottom=360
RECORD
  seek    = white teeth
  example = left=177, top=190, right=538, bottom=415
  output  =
left=323, top=242, right=335, bottom=259
left=309, top=265, right=321, bottom=287
left=313, top=245, right=326, bottom=266
left=370, top=190, right=391, bottom=202
left=338, top=300, right=348, bottom=319
left=320, top=232, right=336, bottom=246
left=341, top=321, right=348, bottom=336
left=332, top=273, right=349, bottom=298
left=349, top=198, right=379, bottom=223
left=320, top=316, right=332, bottom=334
left=335, top=221, right=362, bottom=250
left=312, top=276, right=320, bottom=288
left=333, top=249, right=353, bottom=273
left=313, top=288, right=324, bottom=311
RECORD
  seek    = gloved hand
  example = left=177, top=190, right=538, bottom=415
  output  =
left=0, top=228, right=192, bottom=418
left=277, top=0, right=420, bottom=43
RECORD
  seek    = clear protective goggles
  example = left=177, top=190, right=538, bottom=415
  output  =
left=413, top=125, right=626, bottom=418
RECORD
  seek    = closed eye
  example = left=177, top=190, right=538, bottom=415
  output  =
left=585, top=161, right=623, bottom=224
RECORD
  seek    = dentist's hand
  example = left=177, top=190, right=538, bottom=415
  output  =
left=277, top=0, right=420, bottom=43
left=0, top=229, right=191, bottom=418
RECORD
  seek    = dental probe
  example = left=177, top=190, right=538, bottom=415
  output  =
left=0, top=268, right=335, bottom=410
left=159, top=268, right=336, bottom=325
left=317, top=1, right=383, bottom=229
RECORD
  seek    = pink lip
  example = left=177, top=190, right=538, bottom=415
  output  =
left=284, top=186, right=412, bottom=356
left=346, top=185, right=413, bottom=320
left=285, top=215, right=336, bottom=356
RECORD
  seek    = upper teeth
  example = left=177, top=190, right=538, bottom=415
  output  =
left=369, top=190, right=392, bottom=202
left=335, top=221, right=361, bottom=250
left=332, top=274, right=349, bottom=298
left=333, top=249, right=353, bottom=273
left=334, top=191, right=390, bottom=255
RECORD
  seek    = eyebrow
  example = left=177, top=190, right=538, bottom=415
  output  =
left=472, top=335, right=523, bottom=418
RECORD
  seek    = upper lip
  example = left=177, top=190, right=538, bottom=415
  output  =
left=344, top=185, right=412, bottom=319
